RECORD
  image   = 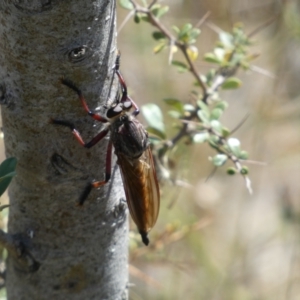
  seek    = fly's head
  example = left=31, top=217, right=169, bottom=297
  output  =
left=106, top=98, right=132, bottom=122
left=106, top=89, right=132, bottom=124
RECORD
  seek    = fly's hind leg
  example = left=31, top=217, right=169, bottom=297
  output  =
left=78, top=140, right=113, bottom=205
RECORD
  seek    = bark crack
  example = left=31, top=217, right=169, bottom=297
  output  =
left=0, top=230, right=40, bottom=273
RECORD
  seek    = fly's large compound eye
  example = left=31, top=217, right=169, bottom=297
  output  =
left=123, top=100, right=132, bottom=110
left=107, top=104, right=123, bottom=118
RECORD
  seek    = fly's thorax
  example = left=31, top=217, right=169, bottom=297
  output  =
left=110, top=113, right=149, bottom=159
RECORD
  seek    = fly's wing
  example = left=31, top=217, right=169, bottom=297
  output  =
left=117, top=147, right=160, bottom=240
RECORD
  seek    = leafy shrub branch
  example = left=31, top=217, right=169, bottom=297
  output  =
left=119, top=0, right=265, bottom=193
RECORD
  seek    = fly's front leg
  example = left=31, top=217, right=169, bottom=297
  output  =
left=61, top=78, right=108, bottom=123
left=78, top=140, right=113, bottom=205
left=51, top=119, right=109, bottom=148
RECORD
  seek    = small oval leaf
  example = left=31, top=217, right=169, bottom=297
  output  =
left=204, top=53, right=222, bottom=64
left=227, top=138, right=241, bottom=156
left=197, top=110, right=210, bottom=125
left=153, top=42, right=166, bottom=54
left=187, top=46, right=198, bottom=61
left=193, top=132, right=209, bottom=143
left=222, top=77, right=242, bottom=89
left=211, top=154, right=228, bottom=166
left=119, top=0, right=134, bottom=10
left=210, top=120, right=222, bottom=133
left=134, top=14, right=140, bottom=23
left=0, top=157, right=17, bottom=197
left=141, top=104, right=165, bottom=134
left=210, top=108, right=223, bottom=120
left=163, top=98, right=184, bottom=113
left=152, top=31, right=165, bottom=40
left=146, top=126, right=166, bottom=140
left=171, top=60, right=189, bottom=72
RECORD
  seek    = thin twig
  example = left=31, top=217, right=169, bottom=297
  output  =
left=250, top=65, right=275, bottom=79
left=132, top=3, right=207, bottom=93
left=205, top=21, right=223, bottom=34
left=178, top=44, right=207, bottom=92
left=240, top=159, right=267, bottom=166
left=118, top=10, right=135, bottom=33
left=128, top=0, right=137, bottom=9
left=230, top=113, right=250, bottom=135
left=247, top=15, right=278, bottom=38
left=129, top=264, right=162, bottom=289
left=195, top=11, right=211, bottom=28
left=148, top=0, right=158, bottom=9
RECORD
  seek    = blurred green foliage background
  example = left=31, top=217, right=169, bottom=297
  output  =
left=117, top=0, right=300, bottom=299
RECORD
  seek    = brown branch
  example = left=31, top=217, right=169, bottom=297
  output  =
left=131, top=1, right=207, bottom=93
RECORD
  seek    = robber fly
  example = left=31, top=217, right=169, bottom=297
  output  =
left=52, top=54, right=160, bottom=245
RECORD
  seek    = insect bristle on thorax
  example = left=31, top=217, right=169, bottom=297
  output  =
left=52, top=52, right=160, bottom=246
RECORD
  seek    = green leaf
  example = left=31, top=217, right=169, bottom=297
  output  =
left=184, top=104, right=196, bottom=113
left=134, top=14, right=140, bottom=23
left=146, top=126, right=166, bottom=140
left=141, top=104, right=165, bottom=134
left=214, top=101, right=228, bottom=111
left=208, top=135, right=220, bottom=149
left=163, top=98, right=184, bottom=113
left=171, top=60, right=189, bottom=72
left=240, top=166, right=249, bottom=175
left=210, top=120, right=222, bottom=134
left=197, top=110, right=210, bottom=125
left=202, top=69, right=216, bottom=86
left=0, top=157, right=17, bottom=177
left=222, top=77, right=242, bottom=89
left=140, top=15, right=150, bottom=23
left=153, top=42, right=166, bottom=54
left=0, top=157, right=17, bottom=197
left=190, top=28, right=201, bottom=40
left=175, top=23, right=200, bottom=44
left=210, top=108, right=223, bottom=120
left=151, top=5, right=169, bottom=18
left=168, top=110, right=181, bottom=119
left=227, top=138, right=241, bottom=156
left=214, top=48, right=226, bottom=61
left=172, top=26, right=180, bottom=34
left=204, top=53, right=222, bottom=64
left=119, top=0, right=134, bottom=10
left=222, top=127, right=230, bottom=138
left=152, top=31, right=165, bottom=40
left=239, top=150, right=249, bottom=160
left=197, top=100, right=210, bottom=115
left=0, top=171, right=17, bottom=181
left=178, top=23, right=193, bottom=39
left=227, top=167, right=236, bottom=175
left=219, top=32, right=233, bottom=48
left=193, top=132, right=209, bottom=143
left=211, top=154, right=228, bottom=166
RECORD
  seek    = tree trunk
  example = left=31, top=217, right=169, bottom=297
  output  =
left=0, top=1, right=128, bottom=299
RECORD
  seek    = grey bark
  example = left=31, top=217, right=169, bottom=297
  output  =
left=0, top=1, right=128, bottom=299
